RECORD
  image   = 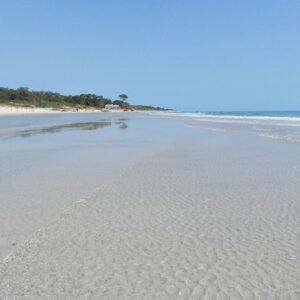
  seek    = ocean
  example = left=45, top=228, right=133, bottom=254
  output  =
left=153, top=110, right=300, bottom=121
left=150, top=110, right=300, bottom=143
left=203, top=111, right=300, bottom=118
left=152, top=110, right=300, bottom=123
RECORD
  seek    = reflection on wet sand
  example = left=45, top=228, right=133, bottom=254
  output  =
left=14, top=119, right=129, bottom=138
left=115, top=121, right=129, bottom=130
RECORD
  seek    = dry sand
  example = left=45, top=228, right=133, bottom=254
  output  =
left=0, top=105, right=150, bottom=115
left=0, top=106, right=103, bottom=115
left=0, top=106, right=61, bottom=115
left=1, top=125, right=300, bottom=299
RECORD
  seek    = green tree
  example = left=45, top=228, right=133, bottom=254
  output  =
left=118, top=94, right=128, bottom=102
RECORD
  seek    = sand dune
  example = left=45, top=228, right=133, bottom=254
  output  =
left=1, top=129, right=300, bottom=299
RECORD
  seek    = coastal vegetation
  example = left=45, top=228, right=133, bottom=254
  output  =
left=0, top=87, right=168, bottom=111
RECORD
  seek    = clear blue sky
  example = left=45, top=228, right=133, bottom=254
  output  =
left=1, top=0, right=299, bottom=111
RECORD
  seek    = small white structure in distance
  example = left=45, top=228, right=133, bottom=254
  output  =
left=104, top=104, right=120, bottom=110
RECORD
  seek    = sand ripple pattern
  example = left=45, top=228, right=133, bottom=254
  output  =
left=1, top=133, right=300, bottom=299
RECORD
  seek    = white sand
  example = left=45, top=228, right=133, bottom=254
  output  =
left=0, top=106, right=104, bottom=115
left=0, top=105, right=161, bottom=115
left=0, top=121, right=300, bottom=298
left=0, top=105, right=55, bottom=115
left=0, top=105, right=151, bottom=115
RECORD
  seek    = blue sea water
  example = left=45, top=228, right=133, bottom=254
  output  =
left=203, top=111, right=300, bottom=118
left=151, top=110, right=300, bottom=143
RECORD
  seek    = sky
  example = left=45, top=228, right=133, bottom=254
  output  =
left=0, top=0, right=300, bottom=111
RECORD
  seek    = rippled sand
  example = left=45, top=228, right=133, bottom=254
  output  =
left=1, top=123, right=300, bottom=299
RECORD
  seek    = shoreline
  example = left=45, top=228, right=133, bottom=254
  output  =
left=152, top=111, right=300, bottom=123
left=0, top=105, right=167, bottom=115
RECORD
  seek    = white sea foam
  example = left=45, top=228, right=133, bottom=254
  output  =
left=150, top=111, right=300, bottom=127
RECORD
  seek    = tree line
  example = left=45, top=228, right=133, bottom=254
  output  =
left=0, top=87, right=168, bottom=111
left=0, top=87, right=132, bottom=109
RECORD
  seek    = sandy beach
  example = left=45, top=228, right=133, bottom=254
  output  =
left=0, top=113, right=300, bottom=299
left=0, top=105, right=104, bottom=115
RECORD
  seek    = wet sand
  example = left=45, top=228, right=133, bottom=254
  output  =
left=0, top=114, right=300, bottom=299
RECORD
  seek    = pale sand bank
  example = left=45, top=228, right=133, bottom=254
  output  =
left=0, top=105, right=103, bottom=115
left=0, top=105, right=156, bottom=115
left=0, top=125, right=300, bottom=299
